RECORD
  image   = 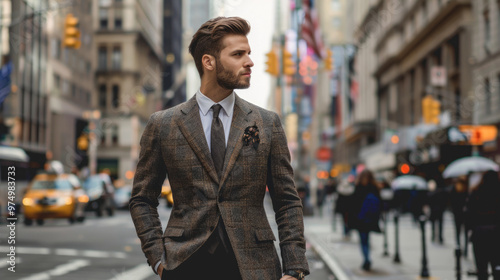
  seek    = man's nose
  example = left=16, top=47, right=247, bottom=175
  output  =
left=245, top=57, right=254, bottom=67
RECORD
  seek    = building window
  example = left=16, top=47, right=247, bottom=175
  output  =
left=98, top=46, right=107, bottom=70
left=111, top=125, right=118, bottom=145
left=498, top=1, right=500, bottom=47
left=71, top=84, right=77, bottom=97
left=485, top=78, right=491, bottom=114
left=54, top=74, right=60, bottom=90
left=484, top=10, right=490, bottom=49
left=99, top=84, right=107, bottom=109
left=112, top=85, right=120, bottom=108
left=62, top=79, right=69, bottom=95
left=99, top=8, right=109, bottom=29
left=111, top=46, right=121, bottom=69
left=114, top=8, right=123, bottom=29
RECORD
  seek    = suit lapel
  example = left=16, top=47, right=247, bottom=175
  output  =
left=177, top=96, right=219, bottom=184
left=220, top=95, right=253, bottom=187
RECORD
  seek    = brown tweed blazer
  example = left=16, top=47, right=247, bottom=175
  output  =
left=130, top=94, right=309, bottom=279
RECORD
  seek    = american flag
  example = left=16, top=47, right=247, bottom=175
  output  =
left=301, top=0, right=326, bottom=59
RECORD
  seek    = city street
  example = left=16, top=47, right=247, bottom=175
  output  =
left=0, top=196, right=333, bottom=280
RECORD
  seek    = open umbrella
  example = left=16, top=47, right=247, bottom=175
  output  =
left=391, top=175, right=427, bottom=190
left=442, top=156, right=499, bottom=179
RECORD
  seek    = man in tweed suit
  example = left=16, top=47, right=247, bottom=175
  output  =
left=130, top=17, right=309, bottom=280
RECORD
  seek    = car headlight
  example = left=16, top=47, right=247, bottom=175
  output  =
left=23, top=198, right=34, bottom=206
left=78, top=195, right=89, bottom=203
left=57, top=197, right=73, bottom=205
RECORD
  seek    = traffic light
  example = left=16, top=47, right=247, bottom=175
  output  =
left=422, top=95, right=440, bottom=124
left=282, top=48, right=296, bottom=76
left=324, top=49, right=333, bottom=71
left=63, top=14, right=81, bottom=49
left=265, top=50, right=279, bottom=76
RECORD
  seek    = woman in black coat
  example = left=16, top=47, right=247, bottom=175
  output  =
left=465, top=170, right=500, bottom=280
left=348, top=169, right=382, bottom=271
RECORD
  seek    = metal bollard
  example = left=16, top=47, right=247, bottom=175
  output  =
left=455, top=247, right=462, bottom=280
left=383, top=211, right=389, bottom=257
left=393, top=211, right=401, bottom=263
left=419, top=215, right=430, bottom=278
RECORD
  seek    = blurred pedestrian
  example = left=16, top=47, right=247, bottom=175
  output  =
left=335, top=179, right=355, bottom=239
left=427, top=179, right=448, bottom=244
left=348, top=169, right=382, bottom=271
left=451, top=176, right=469, bottom=254
left=464, top=170, right=500, bottom=280
left=130, top=17, right=309, bottom=280
left=316, top=184, right=327, bottom=217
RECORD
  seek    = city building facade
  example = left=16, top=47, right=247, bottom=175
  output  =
left=93, top=0, right=164, bottom=181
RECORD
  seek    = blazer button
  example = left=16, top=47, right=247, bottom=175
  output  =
left=218, top=196, right=223, bottom=203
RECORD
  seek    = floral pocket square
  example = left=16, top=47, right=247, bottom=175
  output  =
left=243, top=125, right=260, bottom=149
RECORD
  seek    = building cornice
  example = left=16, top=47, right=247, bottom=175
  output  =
left=374, top=0, right=471, bottom=79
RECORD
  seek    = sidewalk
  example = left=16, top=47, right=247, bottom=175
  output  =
left=305, top=204, right=477, bottom=280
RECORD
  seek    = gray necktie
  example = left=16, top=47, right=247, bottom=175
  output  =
left=207, top=104, right=231, bottom=254
left=211, top=104, right=225, bottom=178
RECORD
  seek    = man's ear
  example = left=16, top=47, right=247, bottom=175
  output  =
left=202, top=54, right=215, bottom=72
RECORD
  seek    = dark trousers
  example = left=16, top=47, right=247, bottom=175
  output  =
left=358, top=230, right=370, bottom=264
left=430, top=213, right=444, bottom=243
left=472, top=230, right=500, bottom=280
left=162, top=242, right=242, bottom=280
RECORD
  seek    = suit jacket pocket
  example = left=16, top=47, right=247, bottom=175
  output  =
left=254, top=228, right=276, bottom=242
left=164, top=227, right=184, bottom=239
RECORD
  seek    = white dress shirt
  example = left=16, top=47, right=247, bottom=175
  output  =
left=153, top=90, right=235, bottom=274
left=195, top=90, right=235, bottom=149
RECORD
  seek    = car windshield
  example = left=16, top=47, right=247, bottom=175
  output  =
left=32, top=179, right=73, bottom=190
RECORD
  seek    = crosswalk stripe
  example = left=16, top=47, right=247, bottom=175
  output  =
left=0, top=246, right=128, bottom=259
left=54, top=249, right=78, bottom=256
left=18, top=259, right=90, bottom=280
left=107, top=264, right=153, bottom=280
left=0, top=257, right=21, bottom=268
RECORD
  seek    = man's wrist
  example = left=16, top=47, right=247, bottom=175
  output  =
left=284, top=270, right=305, bottom=279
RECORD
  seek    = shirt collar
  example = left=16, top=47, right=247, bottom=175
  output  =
left=196, top=90, right=235, bottom=117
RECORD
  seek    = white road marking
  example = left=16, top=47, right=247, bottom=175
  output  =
left=0, top=246, right=127, bottom=259
left=16, top=247, right=50, bottom=255
left=107, top=264, right=154, bottom=280
left=54, top=248, right=78, bottom=256
left=82, top=250, right=112, bottom=258
left=18, top=259, right=90, bottom=280
left=0, top=257, right=21, bottom=268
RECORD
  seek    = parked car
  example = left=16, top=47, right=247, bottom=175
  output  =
left=114, top=185, right=132, bottom=209
left=83, top=173, right=115, bottom=217
left=22, top=172, right=89, bottom=225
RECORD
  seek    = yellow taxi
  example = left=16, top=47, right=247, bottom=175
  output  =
left=161, top=184, right=174, bottom=208
left=22, top=173, right=89, bottom=225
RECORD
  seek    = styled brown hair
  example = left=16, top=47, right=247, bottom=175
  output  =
left=189, top=17, right=251, bottom=77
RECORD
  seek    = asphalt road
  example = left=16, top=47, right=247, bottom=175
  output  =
left=0, top=197, right=332, bottom=280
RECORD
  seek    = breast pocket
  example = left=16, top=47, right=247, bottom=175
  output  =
left=163, top=227, right=185, bottom=241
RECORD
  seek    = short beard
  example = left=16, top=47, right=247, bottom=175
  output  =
left=216, top=58, right=250, bottom=90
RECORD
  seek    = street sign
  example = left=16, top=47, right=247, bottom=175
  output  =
left=458, top=125, right=498, bottom=145
left=316, top=147, right=332, bottom=161
left=430, top=66, right=447, bottom=87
